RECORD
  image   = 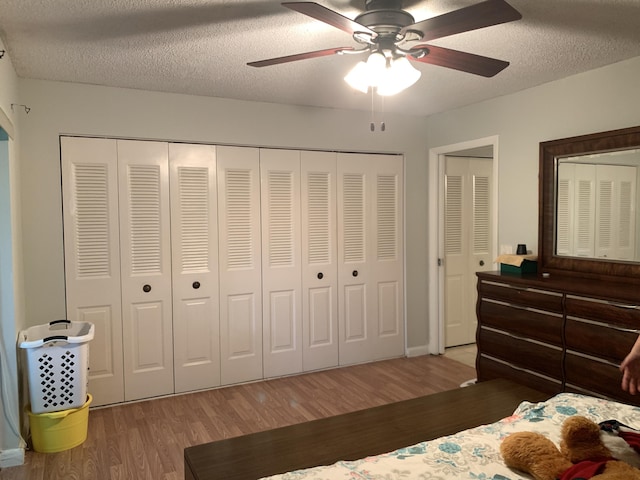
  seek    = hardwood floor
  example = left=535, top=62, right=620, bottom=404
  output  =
left=0, top=354, right=475, bottom=480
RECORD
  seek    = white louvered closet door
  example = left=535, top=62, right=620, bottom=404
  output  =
left=117, top=140, right=174, bottom=401
left=369, top=154, right=404, bottom=360
left=61, top=136, right=125, bottom=406
left=337, top=153, right=404, bottom=365
left=169, top=143, right=220, bottom=393
left=301, top=151, right=338, bottom=372
left=217, top=146, right=263, bottom=385
left=444, top=157, right=492, bottom=347
left=260, top=149, right=302, bottom=378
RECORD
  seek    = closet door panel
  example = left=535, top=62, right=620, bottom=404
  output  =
left=337, top=154, right=371, bottom=365
left=337, top=153, right=404, bottom=365
left=117, top=140, right=174, bottom=401
left=301, top=151, right=338, bottom=371
left=371, top=155, right=404, bottom=359
left=217, top=146, right=263, bottom=385
left=61, top=136, right=124, bottom=406
left=169, top=143, right=220, bottom=393
left=260, top=149, right=302, bottom=378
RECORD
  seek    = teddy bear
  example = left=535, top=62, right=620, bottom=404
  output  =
left=500, top=415, right=640, bottom=480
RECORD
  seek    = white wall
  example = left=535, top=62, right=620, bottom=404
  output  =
left=17, top=79, right=432, bottom=351
left=427, top=56, right=640, bottom=254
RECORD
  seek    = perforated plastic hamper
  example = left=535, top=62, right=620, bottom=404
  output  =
left=19, top=320, right=94, bottom=414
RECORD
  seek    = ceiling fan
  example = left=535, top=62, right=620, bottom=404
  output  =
left=248, top=0, right=522, bottom=82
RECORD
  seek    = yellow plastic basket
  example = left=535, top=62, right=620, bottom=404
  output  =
left=27, top=394, right=92, bottom=453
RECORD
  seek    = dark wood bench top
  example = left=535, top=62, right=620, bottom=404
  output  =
left=184, top=378, right=547, bottom=480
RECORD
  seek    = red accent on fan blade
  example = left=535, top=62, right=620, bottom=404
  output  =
left=282, top=2, right=376, bottom=37
left=248, top=47, right=354, bottom=67
left=409, top=44, right=509, bottom=77
left=401, top=0, right=521, bottom=41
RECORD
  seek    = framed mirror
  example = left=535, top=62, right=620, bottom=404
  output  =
left=538, top=125, right=640, bottom=282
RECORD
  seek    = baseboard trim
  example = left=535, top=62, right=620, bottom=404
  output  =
left=0, top=448, right=25, bottom=468
left=406, top=345, right=430, bottom=357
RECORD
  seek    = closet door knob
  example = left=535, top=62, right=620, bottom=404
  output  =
left=479, top=260, right=485, bottom=266
left=193, top=281, right=201, bottom=289
left=352, top=270, right=358, bottom=277
left=143, top=284, right=151, bottom=293
left=317, top=272, right=323, bottom=280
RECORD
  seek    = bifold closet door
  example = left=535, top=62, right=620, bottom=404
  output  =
left=301, top=151, right=338, bottom=371
left=169, top=143, right=220, bottom=393
left=118, top=140, right=174, bottom=401
left=337, top=153, right=404, bottom=365
left=61, top=136, right=125, bottom=406
left=260, top=149, right=303, bottom=378
left=217, top=146, right=263, bottom=385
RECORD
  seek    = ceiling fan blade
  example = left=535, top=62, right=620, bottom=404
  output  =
left=282, top=2, right=376, bottom=37
left=248, top=47, right=354, bottom=67
left=401, top=0, right=521, bottom=42
left=410, top=44, right=509, bottom=77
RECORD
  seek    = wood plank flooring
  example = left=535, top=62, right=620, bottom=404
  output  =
left=0, top=354, right=476, bottom=480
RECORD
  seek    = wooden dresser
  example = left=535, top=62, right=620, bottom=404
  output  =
left=476, top=271, right=640, bottom=405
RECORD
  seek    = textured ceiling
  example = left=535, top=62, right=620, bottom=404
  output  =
left=1, top=0, right=639, bottom=116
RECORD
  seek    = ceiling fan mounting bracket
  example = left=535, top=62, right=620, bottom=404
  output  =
left=354, top=6, right=415, bottom=36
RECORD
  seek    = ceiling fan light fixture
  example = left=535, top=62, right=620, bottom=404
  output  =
left=344, top=60, right=371, bottom=93
left=377, top=56, right=421, bottom=96
left=345, top=52, right=421, bottom=96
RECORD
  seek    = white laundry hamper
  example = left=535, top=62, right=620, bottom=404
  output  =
left=19, top=320, right=94, bottom=414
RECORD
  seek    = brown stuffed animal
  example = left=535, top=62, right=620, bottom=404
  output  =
left=500, top=415, right=640, bottom=480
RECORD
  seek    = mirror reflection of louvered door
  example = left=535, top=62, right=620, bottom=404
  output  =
left=62, top=136, right=125, bottom=406
left=337, top=153, right=404, bottom=365
left=444, top=157, right=492, bottom=348
left=557, top=163, right=636, bottom=260
left=169, top=143, right=220, bottom=393
left=117, top=140, right=175, bottom=401
left=217, top=146, right=263, bottom=385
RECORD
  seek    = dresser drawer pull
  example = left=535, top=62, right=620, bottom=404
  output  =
left=612, top=326, right=640, bottom=334
left=607, top=301, right=640, bottom=310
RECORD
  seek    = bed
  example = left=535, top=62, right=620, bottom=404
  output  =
left=184, top=379, right=640, bottom=480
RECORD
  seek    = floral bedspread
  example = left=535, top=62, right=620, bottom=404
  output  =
left=260, top=393, right=640, bottom=480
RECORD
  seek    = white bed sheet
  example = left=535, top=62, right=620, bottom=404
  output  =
left=261, top=393, right=640, bottom=480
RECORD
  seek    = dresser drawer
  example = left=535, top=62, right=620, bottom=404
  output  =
left=565, top=317, right=637, bottom=363
left=478, top=281, right=563, bottom=313
left=565, top=295, right=640, bottom=331
left=478, top=327, right=563, bottom=379
left=478, top=355, right=562, bottom=395
left=479, top=300, right=563, bottom=346
left=564, top=352, right=640, bottom=406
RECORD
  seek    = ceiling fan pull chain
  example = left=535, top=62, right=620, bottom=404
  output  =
left=370, top=87, right=375, bottom=131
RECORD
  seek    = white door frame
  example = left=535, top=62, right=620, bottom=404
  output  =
left=427, top=136, right=499, bottom=354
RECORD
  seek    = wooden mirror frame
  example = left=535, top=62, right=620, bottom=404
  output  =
left=538, top=125, right=640, bottom=283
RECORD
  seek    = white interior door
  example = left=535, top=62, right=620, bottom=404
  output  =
left=61, top=136, right=124, bottom=406
left=444, top=156, right=492, bottom=348
left=301, top=151, right=338, bottom=372
left=369, top=154, right=404, bottom=360
left=337, top=153, right=404, bottom=365
left=217, top=145, right=263, bottom=385
left=118, top=140, right=174, bottom=401
left=169, top=143, right=220, bottom=393
left=260, top=148, right=302, bottom=378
